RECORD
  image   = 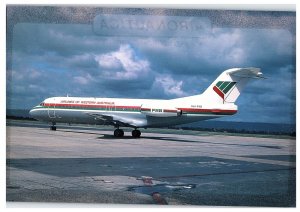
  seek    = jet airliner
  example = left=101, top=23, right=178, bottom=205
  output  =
left=29, top=68, right=263, bottom=137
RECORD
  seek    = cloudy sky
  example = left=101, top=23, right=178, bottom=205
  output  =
left=6, top=7, right=295, bottom=124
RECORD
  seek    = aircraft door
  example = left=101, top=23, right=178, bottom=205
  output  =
left=48, top=103, right=56, bottom=118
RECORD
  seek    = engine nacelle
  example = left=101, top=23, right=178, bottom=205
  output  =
left=141, top=105, right=182, bottom=117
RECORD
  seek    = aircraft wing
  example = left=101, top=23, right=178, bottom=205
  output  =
left=85, top=112, right=142, bottom=128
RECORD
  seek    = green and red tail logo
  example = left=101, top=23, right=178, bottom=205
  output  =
left=213, top=81, right=236, bottom=100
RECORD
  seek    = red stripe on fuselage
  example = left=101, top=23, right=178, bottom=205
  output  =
left=44, top=103, right=141, bottom=110
left=141, top=108, right=151, bottom=111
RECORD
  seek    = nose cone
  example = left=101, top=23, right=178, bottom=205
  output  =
left=29, top=108, right=37, bottom=118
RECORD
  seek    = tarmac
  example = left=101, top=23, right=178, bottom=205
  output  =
left=6, top=120, right=296, bottom=207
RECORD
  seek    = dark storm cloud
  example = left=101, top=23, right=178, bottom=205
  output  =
left=6, top=8, right=295, bottom=124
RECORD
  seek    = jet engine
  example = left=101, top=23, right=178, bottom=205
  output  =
left=141, top=105, right=182, bottom=117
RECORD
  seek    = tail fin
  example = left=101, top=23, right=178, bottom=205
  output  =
left=202, top=67, right=263, bottom=104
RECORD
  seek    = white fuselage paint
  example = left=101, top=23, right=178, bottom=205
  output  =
left=30, top=96, right=237, bottom=128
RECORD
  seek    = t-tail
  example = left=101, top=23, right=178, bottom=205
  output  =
left=201, top=67, right=263, bottom=104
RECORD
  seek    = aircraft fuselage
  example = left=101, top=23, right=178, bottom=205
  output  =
left=30, top=96, right=237, bottom=128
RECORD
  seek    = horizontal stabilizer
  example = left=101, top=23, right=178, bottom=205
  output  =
left=227, top=68, right=264, bottom=79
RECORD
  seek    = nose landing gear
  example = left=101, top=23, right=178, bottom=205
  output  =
left=50, top=122, right=56, bottom=131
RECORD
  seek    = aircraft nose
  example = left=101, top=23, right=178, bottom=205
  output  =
left=29, top=108, right=36, bottom=118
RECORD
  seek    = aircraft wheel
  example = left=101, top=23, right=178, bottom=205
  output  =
left=132, top=129, right=141, bottom=138
left=50, top=126, right=56, bottom=131
left=114, top=129, right=124, bottom=137
left=120, top=129, right=124, bottom=137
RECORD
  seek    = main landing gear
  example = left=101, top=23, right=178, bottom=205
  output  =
left=114, top=128, right=124, bottom=137
left=50, top=122, right=56, bottom=131
left=113, top=128, right=141, bottom=138
left=132, top=129, right=141, bottom=138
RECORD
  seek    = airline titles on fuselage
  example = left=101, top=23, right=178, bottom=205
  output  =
left=60, top=100, right=115, bottom=105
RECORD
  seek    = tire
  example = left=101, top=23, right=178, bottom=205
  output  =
left=120, top=129, right=124, bottom=137
left=114, top=129, right=124, bottom=137
left=132, top=129, right=141, bottom=138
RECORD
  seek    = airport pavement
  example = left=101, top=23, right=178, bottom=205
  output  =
left=6, top=121, right=296, bottom=206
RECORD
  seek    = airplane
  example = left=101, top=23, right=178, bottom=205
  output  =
left=29, top=67, right=263, bottom=138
